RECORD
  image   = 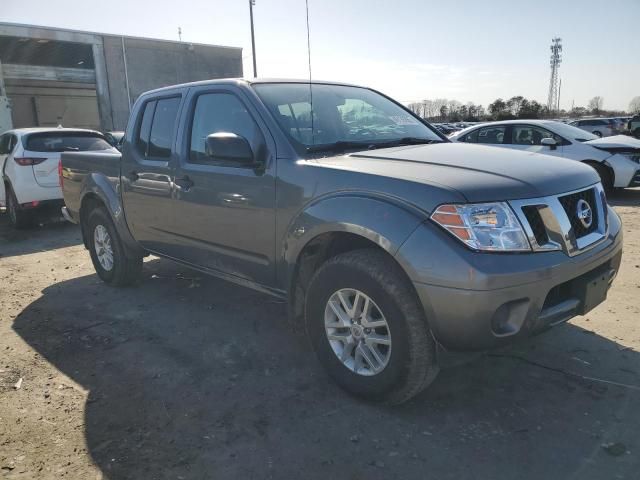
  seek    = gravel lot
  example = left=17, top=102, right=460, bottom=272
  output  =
left=1, top=190, right=639, bottom=480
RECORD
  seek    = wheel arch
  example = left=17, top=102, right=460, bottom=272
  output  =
left=78, top=179, right=144, bottom=257
left=283, top=194, right=426, bottom=327
left=79, top=192, right=107, bottom=250
left=582, top=159, right=614, bottom=188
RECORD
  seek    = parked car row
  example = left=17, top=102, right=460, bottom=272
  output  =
left=432, top=122, right=480, bottom=135
left=449, top=120, right=640, bottom=191
left=569, top=118, right=625, bottom=138
left=434, top=117, right=634, bottom=140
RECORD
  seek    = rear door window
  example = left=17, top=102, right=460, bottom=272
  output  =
left=149, top=97, right=181, bottom=158
left=25, top=132, right=111, bottom=152
left=136, top=96, right=181, bottom=159
left=136, top=101, right=156, bottom=156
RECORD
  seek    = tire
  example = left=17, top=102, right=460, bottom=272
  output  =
left=593, top=130, right=602, bottom=138
left=86, top=207, right=143, bottom=286
left=305, top=249, right=439, bottom=405
left=6, top=185, right=33, bottom=229
left=588, top=162, right=614, bottom=192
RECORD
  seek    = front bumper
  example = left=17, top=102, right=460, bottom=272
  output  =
left=607, top=153, right=640, bottom=188
left=21, top=198, right=65, bottom=213
left=397, top=208, right=623, bottom=351
left=61, top=206, right=77, bottom=223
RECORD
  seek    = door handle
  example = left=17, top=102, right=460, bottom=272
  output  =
left=174, top=175, right=194, bottom=190
left=128, top=170, right=139, bottom=181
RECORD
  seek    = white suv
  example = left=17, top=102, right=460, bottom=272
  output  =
left=569, top=118, right=618, bottom=137
left=1, top=128, right=113, bottom=228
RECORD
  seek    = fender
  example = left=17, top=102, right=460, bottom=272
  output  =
left=280, top=192, right=428, bottom=289
left=78, top=172, right=144, bottom=257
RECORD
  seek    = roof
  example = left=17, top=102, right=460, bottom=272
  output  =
left=140, top=77, right=366, bottom=96
left=450, top=119, right=564, bottom=137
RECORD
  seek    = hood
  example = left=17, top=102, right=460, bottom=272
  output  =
left=313, top=143, right=599, bottom=202
left=584, top=134, right=640, bottom=149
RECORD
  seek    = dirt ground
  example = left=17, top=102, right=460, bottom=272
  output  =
left=1, top=190, right=639, bottom=480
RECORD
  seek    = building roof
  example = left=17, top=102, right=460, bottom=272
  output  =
left=0, top=21, right=242, bottom=51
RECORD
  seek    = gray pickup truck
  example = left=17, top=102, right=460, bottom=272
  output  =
left=60, top=79, right=623, bottom=404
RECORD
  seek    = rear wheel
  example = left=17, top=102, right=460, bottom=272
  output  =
left=6, top=186, right=33, bottom=229
left=592, top=130, right=603, bottom=138
left=305, top=249, right=439, bottom=405
left=87, top=207, right=142, bottom=286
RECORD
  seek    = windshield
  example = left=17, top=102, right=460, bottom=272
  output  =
left=253, top=83, right=443, bottom=152
left=551, top=122, right=599, bottom=142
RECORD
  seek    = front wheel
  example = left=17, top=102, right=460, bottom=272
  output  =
left=593, top=130, right=603, bottom=138
left=87, top=207, right=142, bottom=286
left=305, top=249, right=439, bottom=405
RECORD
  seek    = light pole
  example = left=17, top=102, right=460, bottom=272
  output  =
left=249, top=0, right=257, bottom=77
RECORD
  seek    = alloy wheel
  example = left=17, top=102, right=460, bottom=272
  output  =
left=94, top=224, right=114, bottom=271
left=324, top=288, right=392, bottom=376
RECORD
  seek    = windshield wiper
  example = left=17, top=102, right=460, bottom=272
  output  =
left=306, top=138, right=441, bottom=154
left=365, top=137, right=442, bottom=150
left=306, top=141, right=374, bottom=153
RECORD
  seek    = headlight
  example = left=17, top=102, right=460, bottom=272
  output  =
left=431, top=202, right=531, bottom=251
left=619, top=152, right=640, bottom=163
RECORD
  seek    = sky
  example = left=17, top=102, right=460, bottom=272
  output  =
left=2, top=0, right=639, bottom=111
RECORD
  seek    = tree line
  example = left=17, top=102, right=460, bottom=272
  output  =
left=407, top=95, right=639, bottom=122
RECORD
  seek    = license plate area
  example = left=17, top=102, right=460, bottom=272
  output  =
left=573, top=269, right=612, bottom=315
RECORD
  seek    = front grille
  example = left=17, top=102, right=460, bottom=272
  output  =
left=558, top=188, right=599, bottom=238
left=510, top=184, right=606, bottom=256
left=522, top=205, right=548, bottom=245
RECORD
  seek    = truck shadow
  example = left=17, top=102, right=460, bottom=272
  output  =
left=12, top=258, right=640, bottom=480
left=0, top=213, right=82, bottom=258
left=608, top=187, right=640, bottom=207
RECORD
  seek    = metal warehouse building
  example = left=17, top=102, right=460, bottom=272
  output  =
left=0, top=23, right=243, bottom=132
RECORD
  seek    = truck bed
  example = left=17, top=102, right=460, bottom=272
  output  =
left=60, top=150, right=122, bottom=221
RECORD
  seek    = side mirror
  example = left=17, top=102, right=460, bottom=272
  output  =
left=205, top=132, right=255, bottom=165
left=541, top=137, right=558, bottom=150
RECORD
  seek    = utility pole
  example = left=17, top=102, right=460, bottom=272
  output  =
left=0, top=59, right=6, bottom=96
left=249, top=0, right=257, bottom=77
left=547, top=37, right=562, bottom=114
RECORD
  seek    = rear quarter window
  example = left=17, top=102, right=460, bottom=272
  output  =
left=25, top=132, right=112, bottom=152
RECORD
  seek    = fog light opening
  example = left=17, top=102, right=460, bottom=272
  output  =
left=491, top=299, right=529, bottom=337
